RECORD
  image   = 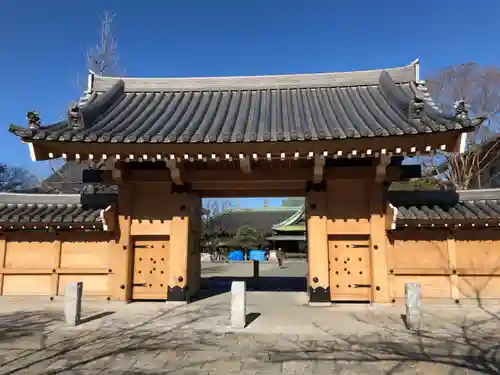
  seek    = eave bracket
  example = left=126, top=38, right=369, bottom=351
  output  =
left=313, top=154, right=325, bottom=184
left=166, top=158, right=183, bottom=185
left=239, top=154, right=251, bottom=174
left=375, top=155, right=391, bottom=183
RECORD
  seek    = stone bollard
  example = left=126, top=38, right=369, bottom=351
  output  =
left=231, top=281, right=246, bottom=329
left=405, top=282, right=422, bottom=331
left=64, top=282, right=83, bottom=326
left=253, top=260, right=259, bottom=278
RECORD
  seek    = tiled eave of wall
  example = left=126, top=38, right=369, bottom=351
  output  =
left=0, top=193, right=115, bottom=232
left=388, top=192, right=500, bottom=228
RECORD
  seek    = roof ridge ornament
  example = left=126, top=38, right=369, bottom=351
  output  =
left=380, top=71, right=485, bottom=129
left=68, top=102, right=84, bottom=129
left=409, top=97, right=425, bottom=120
left=454, top=100, right=470, bottom=124
left=26, top=111, right=40, bottom=130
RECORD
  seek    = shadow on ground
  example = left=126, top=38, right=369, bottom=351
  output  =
left=192, top=276, right=307, bottom=301
left=1, top=303, right=500, bottom=373
left=0, top=310, right=62, bottom=346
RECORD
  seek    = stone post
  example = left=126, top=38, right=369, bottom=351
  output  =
left=405, top=282, right=422, bottom=331
left=231, top=281, right=246, bottom=329
left=64, top=282, right=83, bottom=326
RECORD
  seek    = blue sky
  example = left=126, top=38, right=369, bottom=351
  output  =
left=0, top=0, right=498, bottom=208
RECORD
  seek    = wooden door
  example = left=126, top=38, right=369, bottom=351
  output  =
left=329, top=235, right=371, bottom=301
left=132, top=236, right=169, bottom=300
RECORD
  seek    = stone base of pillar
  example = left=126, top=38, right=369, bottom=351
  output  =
left=308, top=286, right=330, bottom=303
left=167, top=286, right=188, bottom=302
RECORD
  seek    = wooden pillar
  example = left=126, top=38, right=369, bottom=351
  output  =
left=306, top=189, right=330, bottom=304
left=447, top=231, right=459, bottom=301
left=50, top=235, right=62, bottom=297
left=110, top=182, right=133, bottom=301
left=167, top=193, right=193, bottom=302
left=188, top=195, right=202, bottom=297
left=0, top=236, right=6, bottom=295
left=369, top=182, right=390, bottom=303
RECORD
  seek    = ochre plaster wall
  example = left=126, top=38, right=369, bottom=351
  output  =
left=388, top=229, right=500, bottom=305
left=0, top=232, right=113, bottom=299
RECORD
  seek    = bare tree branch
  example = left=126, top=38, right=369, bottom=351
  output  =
left=75, top=10, right=122, bottom=90
left=0, top=164, right=39, bottom=192
left=53, top=11, right=125, bottom=194
left=422, top=62, right=500, bottom=189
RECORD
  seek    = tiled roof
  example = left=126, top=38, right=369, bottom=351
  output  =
left=395, top=201, right=500, bottom=222
left=9, top=62, right=483, bottom=145
left=389, top=189, right=500, bottom=226
left=205, top=207, right=298, bottom=235
left=0, top=193, right=109, bottom=230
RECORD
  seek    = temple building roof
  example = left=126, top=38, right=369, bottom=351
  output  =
left=205, top=207, right=299, bottom=235
left=38, top=161, right=117, bottom=194
left=0, top=193, right=113, bottom=231
left=9, top=61, right=483, bottom=146
left=272, top=205, right=305, bottom=231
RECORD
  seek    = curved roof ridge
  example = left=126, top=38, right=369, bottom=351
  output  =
left=272, top=205, right=305, bottom=229
left=0, top=193, right=81, bottom=205
left=91, top=64, right=417, bottom=93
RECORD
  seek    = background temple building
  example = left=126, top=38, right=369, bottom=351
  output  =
left=203, top=204, right=306, bottom=254
left=2, top=60, right=500, bottom=305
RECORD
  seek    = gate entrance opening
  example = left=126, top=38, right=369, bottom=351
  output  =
left=197, top=196, right=308, bottom=301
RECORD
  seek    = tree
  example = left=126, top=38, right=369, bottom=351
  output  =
left=50, top=11, right=123, bottom=193
left=227, top=225, right=264, bottom=249
left=422, top=62, right=500, bottom=189
left=201, top=199, right=232, bottom=250
left=86, top=11, right=122, bottom=76
left=0, top=164, right=39, bottom=192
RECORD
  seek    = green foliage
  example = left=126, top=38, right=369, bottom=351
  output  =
left=390, top=178, right=445, bottom=191
left=226, top=224, right=264, bottom=249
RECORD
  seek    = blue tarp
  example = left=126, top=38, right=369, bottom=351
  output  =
left=228, top=249, right=244, bottom=261
left=249, top=249, right=266, bottom=261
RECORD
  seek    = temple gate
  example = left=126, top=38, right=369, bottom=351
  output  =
left=7, top=60, right=484, bottom=303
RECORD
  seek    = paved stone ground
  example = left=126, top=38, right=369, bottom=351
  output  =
left=0, top=261, right=500, bottom=374
left=200, top=259, right=306, bottom=278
